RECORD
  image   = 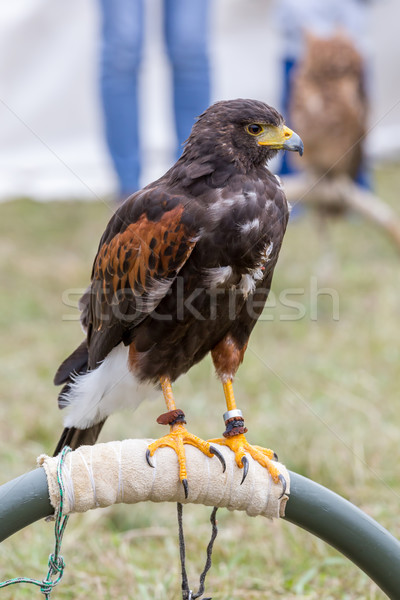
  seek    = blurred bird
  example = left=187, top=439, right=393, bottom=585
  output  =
left=286, top=32, right=400, bottom=253
left=54, top=99, right=303, bottom=496
left=290, top=30, right=367, bottom=189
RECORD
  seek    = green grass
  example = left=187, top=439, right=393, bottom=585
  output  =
left=1, top=164, right=400, bottom=599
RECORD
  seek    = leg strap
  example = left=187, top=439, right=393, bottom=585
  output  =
left=157, top=409, right=186, bottom=426
left=222, top=409, right=247, bottom=438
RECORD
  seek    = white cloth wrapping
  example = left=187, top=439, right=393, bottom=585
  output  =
left=38, top=439, right=290, bottom=519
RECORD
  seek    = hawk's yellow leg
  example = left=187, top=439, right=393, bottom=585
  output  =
left=208, top=379, right=283, bottom=487
left=146, top=376, right=225, bottom=497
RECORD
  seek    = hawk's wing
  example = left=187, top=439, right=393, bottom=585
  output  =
left=84, top=192, right=198, bottom=369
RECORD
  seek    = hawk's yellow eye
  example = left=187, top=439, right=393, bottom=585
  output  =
left=246, top=124, right=263, bottom=136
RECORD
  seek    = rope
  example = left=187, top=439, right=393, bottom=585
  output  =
left=0, top=446, right=71, bottom=598
left=177, top=503, right=219, bottom=600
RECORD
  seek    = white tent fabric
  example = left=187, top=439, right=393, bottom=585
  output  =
left=0, top=0, right=399, bottom=201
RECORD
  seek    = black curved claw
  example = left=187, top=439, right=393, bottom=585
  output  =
left=240, top=456, right=249, bottom=485
left=145, top=449, right=154, bottom=468
left=209, top=445, right=226, bottom=473
left=278, top=473, right=287, bottom=499
left=273, top=451, right=279, bottom=461
left=182, top=478, right=189, bottom=499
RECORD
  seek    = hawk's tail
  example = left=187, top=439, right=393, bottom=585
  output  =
left=53, top=421, right=106, bottom=456
left=53, top=339, right=106, bottom=455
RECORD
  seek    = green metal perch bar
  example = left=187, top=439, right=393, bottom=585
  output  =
left=1, top=465, right=399, bottom=598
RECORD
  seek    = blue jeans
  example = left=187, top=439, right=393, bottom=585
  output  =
left=99, top=0, right=211, bottom=196
left=277, top=58, right=298, bottom=178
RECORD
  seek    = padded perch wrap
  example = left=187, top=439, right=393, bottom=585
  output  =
left=38, top=439, right=290, bottom=518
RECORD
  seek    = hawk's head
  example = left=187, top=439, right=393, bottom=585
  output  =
left=184, top=98, right=303, bottom=171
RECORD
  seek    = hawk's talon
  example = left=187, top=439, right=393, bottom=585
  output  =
left=208, top=433, right=283, bottom=490
left=147, top=424, right=220, bottom=492
left=278, top=473, right=287, bottom=499
left=145, top=448, right=155, bottom=468
left=240, top=455, right=249, bottom=484
left=209, top=445, right=226, bottom=473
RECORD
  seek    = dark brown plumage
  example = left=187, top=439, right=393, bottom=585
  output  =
left=54, top=99, right=303, bottom=475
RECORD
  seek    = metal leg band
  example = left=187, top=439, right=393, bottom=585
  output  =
left=223, top=409, right=243, bottom=422
left=222, top=410, right=248, bottom=438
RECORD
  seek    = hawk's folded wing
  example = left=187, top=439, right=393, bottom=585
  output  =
left=84, top=194, right=198, bottom=369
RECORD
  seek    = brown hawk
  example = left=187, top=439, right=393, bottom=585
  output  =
left=54, top=99, right=303, bottom=496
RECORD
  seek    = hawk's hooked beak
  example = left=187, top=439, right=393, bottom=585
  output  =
left=258, top=125, right=304, bottom=156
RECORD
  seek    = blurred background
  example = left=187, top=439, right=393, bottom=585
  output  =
left=1, top=0, right=400, bottom=200
left=1, top=1, right=400, bottom=599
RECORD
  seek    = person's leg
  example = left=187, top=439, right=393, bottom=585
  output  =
left=99, top=0, right=144, bottom=197
left=278, top=57, right=298, bottom=177
left=164, top=0, right=211, bottom=159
